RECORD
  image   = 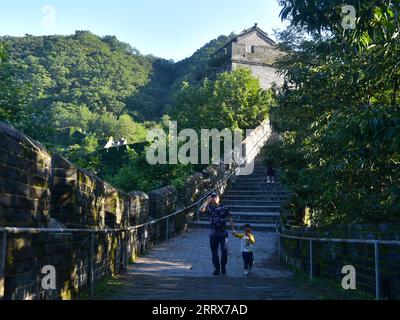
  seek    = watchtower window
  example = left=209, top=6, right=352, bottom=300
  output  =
left=246, top=45, right=256, bottom=53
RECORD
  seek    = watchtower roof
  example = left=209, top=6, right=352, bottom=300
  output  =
left=228, top=23, right=276, bottom=47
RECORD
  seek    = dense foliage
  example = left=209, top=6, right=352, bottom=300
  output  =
left=0, top=32, right=155, bottom=162
left=0, top=30, right=272, bottom=193
left=172, top=67, right=275, bottom=132
left=266, top=0, right=400, bottom=225
left=105, top=65, right=277, bottom=192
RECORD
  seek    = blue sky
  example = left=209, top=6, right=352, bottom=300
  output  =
left=0, top=0, right=286, bottom=61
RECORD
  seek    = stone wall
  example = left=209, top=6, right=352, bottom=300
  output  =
left=129, top=192, right=149, bottom=226
left=0, top=116, right=273, bottom=300
left=279, top=224, right=400, bottom=299
left=0, top=122, right=52, bottom=228
left=4, top=230, right=128, bottom=300
left=51, top=155, right=106, bottom=228
left=179, top=173, right=205, bottom=207
left=232, top=62, right=284, bottom=88
left=148, top=186, right=178, bottom=219
left=229, top=28, right=284, bottom=88
left=0, top=122, right=191, bottom=300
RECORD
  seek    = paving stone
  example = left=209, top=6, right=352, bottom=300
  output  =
left=97, top=228, right=321, bottom=300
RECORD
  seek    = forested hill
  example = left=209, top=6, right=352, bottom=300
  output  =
left=1, top=31, right=233, bottom=123
left=0, top=30, right=258, bottom=193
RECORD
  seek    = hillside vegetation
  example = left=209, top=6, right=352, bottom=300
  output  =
left=0, top=31, right=273, bottom=192
left=266, top=0, right=400, bottom=225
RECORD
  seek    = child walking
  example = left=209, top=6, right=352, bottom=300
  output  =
left=233, top=224, right=256, bottom=275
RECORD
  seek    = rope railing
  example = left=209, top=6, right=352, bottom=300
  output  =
left=0, top=119, right=273, bottom=235
left=276, top=225, right=400, bottom=300
left=0, top=119, right=273, bottom=300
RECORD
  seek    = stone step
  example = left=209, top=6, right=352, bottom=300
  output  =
left=228, top=187, right=287, bottom=192
left=223, top=195, right=289, bottom=201
left=235, top=172, right=267, bottom=177
left=199, top=218, right=278, bottom=225
left=242, top=168, right=267, bottom=172
left=230, top=182, right=284, bottom=186
left=226, top=205, right=281, bottom=213
left=230, top=183, right=283, bottom=189
left=223, top=200, right=285, bottom=206
left=191, top=221, right=276, bottom=232
left=236, top=175, right=282, bottom=182
left=229, top=182, right=284, bottom=191
left=224, top=191, right=290, bottom=196
left=230, top=212, right=280, bottom=222
left=231, top=180, right=282, bottom=184
left=236, top=171, right=268, bottom=176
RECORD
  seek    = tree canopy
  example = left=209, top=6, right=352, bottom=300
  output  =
left=267, top=0, right=400, bottom=226
left=1, top=29, right=271, bottom=193
left=172, top=67, right=275, bottom=132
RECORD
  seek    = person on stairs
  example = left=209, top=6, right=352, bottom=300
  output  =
left=233, top=224, right=256, bottom=275
left=200, top=192, right=236, bottom=276
left=267, top=166, right=276, bottom=184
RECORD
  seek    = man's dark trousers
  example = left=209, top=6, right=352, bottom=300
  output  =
left=210, top=232, right=228, bottom=271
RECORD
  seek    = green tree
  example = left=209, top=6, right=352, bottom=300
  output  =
left=172, top=67, right=275, bottom=131
left=267, top=1, right=400, bottom=225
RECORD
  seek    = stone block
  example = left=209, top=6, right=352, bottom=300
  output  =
left=129, top=192, right=149, bottom=225
left=148, top=186, right=178, bottom=219
left=0, top=122, right=52, bottom=227
left=180, top=173, right=205, bottom=207
left=50, top=155, right=107, bottom=228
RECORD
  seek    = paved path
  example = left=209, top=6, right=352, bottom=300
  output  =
left=98, top=228, right=321, bottom=300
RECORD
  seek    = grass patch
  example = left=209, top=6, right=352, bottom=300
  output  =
left=289, top=266, right=374, bottom=300
left=78, top=275, right=125, bottom=300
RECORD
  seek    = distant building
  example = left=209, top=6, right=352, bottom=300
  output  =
left=213, top=23, right=284, bottom=89
left=104, top=137, right=128, bottom=150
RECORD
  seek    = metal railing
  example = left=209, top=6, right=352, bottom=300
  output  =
left=0, top=163, right=238, bottom=300
left=276, top=226, right=400, bottom=300
left=0, top=120, right=273, bottom=300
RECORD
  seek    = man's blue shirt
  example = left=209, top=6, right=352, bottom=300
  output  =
left=206, top=204, right=231, bottom=237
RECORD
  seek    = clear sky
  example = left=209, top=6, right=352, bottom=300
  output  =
left=0, top=0, right=286, bottom=61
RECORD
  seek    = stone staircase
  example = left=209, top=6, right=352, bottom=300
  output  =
left=193, top=156, right=289, bottom=231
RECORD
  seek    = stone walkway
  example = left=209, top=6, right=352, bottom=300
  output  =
left=98, top=228, right=321, bottom=300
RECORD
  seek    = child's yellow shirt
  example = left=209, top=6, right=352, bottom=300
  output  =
left=234, top=232, right=256, bottom=252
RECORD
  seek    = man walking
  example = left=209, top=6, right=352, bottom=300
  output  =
left=200, top=192, right=235, bottom=276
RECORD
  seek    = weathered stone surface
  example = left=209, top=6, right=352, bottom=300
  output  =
left=148, top=186, right=178, bottom=219
left=179, top=173, right=205, bottom=207
left=129, top=192, right=149, bottom=225
left=281, top=225, right=400, bottom=299
left=51, top=154, right=108, bottom=228
left=215, top=24, right=284, bottom=89
left=104, top=183, right=129, bottom=228
left=0, top=122, right=51, bottom=227
left=0, top=178, right=49, bottom=199
left=0, top=122, right=210, bottom=300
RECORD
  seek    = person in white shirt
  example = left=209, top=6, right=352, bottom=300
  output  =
left=233, top=224, right=256, bottom=275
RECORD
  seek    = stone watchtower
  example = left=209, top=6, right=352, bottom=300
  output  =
left=213, top=23, right=284, bottom=89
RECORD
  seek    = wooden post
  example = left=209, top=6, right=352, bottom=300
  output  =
left=0, top=231, right=6, bottom=300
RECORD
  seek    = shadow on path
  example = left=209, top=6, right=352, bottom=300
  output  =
left=97, top=228, right=321, bottom=300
